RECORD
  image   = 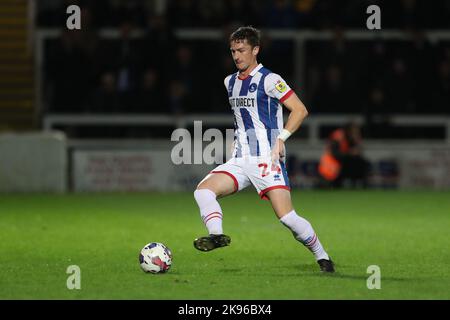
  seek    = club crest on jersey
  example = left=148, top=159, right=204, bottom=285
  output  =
left=249, top=83, right=258, bottom=92
left=275, top=80, right=287, bottom=93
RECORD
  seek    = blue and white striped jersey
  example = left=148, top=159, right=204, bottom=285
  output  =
left=224, top=64, right=294, bottom=158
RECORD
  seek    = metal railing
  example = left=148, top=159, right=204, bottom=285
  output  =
left=43, top=113, right=450, bottom=145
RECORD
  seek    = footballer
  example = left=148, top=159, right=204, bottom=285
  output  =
left=193, top=26, right=334, bottom=273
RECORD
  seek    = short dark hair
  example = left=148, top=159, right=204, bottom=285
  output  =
left=229, top=26, right=261, bottom=48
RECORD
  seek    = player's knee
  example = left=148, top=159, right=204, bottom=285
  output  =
left=194, top=188, right=217, bottom=204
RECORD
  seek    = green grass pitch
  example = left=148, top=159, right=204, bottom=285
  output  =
left=0, top=190, right=449, bottom=299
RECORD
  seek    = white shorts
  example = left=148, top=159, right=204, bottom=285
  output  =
left=205, top=157, right=291, bottom=200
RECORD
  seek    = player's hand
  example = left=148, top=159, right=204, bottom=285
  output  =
left=271, top=138, right=285, bottom=169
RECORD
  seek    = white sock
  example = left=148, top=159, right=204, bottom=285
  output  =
left=194, top=189, right=223, bottom=235
left=280, top=210, right=329, bottom=261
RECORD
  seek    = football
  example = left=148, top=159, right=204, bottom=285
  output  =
left=139, top=242, right=173, bottom=273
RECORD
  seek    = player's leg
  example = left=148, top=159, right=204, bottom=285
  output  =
left=197, top=171, right=238, bottom=199
left=250, top=158, right=334, bottom=272
left=193, top=161, right=250, bottom=252
left=194, top=172, right=236, bottom=236
left=265, top=188, right=334, bottom=272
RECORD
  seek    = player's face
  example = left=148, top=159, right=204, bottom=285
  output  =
left=230, top=40, right=259, bottom=72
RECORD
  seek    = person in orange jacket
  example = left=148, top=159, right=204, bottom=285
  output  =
left=318, top=122, right=370, bottom=188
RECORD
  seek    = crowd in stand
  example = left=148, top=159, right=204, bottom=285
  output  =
left=38, top=0, right=450, bottom=29
left=39, top=0, right=450, bottom=136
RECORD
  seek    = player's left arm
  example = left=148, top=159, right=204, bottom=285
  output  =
left=272, top=92, right=308, bottom=163
left=265, top=73, right=308, bottom=163
left=280, top=92, right=309, bottom=135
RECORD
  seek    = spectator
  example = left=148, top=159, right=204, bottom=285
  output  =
left=265, top=0, right=298, bottom=29
left=169, top=80, right=188, bottom=115
left=91, top=72, right=120, bottom=113
left=115, top=0, right=147, bottom=27
left=141, top=14, right=178, bottom=76
left=366, top=39, right=390, bottom=85
left=312, top=64, right=348, bottom=113
left=170, top=45, right=199, bottom=111
left=135, top=68, right=166, bottom=113
left=318, top=122, right=370, bottom=188
left=224, top=0, right=250, bottom=26
left=399, top=0, right=420, bottom=29
left=386, top=58, right=415, bottom=113
left=433, top=60, right=450, bottom=113
left=167, top=0, right=200, bottom=27
left=46, top=30, right=94, bottom=113
left=362, top=86, right=392, bottom=138
left=196, top=0, right=227, bottom=27
left=114, top=21, right=141, bottom=109
left=293, top=0, right=317, bottom=28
